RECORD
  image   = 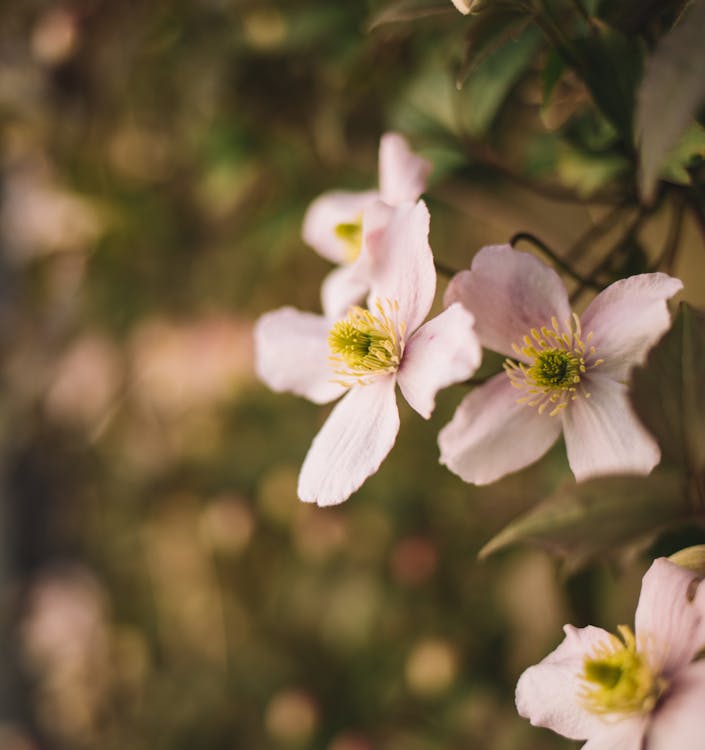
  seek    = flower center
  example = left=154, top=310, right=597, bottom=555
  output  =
left=580, top=626, right=666, bottom=716
left=335, top=218, right=363, bottom=263
left=328, top=300, right=405, bottom=385
left=504, top=314, right=602, bottom=416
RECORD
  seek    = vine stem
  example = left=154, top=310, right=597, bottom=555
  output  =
left=510, top=231, right=600, bottom=289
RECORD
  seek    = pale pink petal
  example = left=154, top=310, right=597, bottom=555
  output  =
left=580, top=273, right=683, bottom=380
left=581, top=718, right=648, bottom=750
left=397, top=303, right=481, bottom=419
left=444, top=244, right=572, bottom=360
left=562, top=373, right=660, bottom=481
left=438, top=372, right=561, bottom=484
left=648, top=661, right=705, bottom=750
left=450, top=0, right=472, bottom=13
left=516, top=625, right=618, bottom=740
left=298, top=375, right=399, bottom=506
left=320, top=265, right=369, bottom=320
left=302, top=189, right=378, bottom=263
left=320, top=201, right=397, bottom=318
left=254, top=307, right=346, bottom=404
left=366, top=200, right=435, bottom=334
left=378, top=132, right=432, bottom=205
left=634, top=558, right=705, bottom=676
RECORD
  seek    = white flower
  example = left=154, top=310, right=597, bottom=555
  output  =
left=255, top=201, right=481, bottom=506
left=302, top=133, right=431, bottom=319
left=438, top=244, right=682, bottom=484
left=516, top=558, right=705, bottom=749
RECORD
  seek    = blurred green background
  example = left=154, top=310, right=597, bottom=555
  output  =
left=1, top=1, right=704, bottom=749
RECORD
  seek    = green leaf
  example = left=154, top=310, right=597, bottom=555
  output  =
left=659, top=122, right=705, bottom=186
left=568, top=26, right=643, bottom=139
left=479, top=471, right=688, bottom=564
left=556, top=143, right=629, bottom=197
left=636, top=0, right=705, bottom=202
left=541, top=47, right=565, bottom=106
left=459, top=24, right=542, bottom=136
left=366, top=0, right=452, bottom=30
left=631, top=303, right=705, bottom=477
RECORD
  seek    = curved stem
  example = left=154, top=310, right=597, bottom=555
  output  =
left=510, top=231, right=600, bottom=288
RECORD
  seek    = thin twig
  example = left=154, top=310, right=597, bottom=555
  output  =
left=566, top=200, right=632, bottom=263
left=510, top=231, right=600, bottom=288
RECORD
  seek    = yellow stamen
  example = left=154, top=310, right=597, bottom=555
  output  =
left=328, top=299, right=405, bottom=385
left=335, top=217, right=363, bottom=263
left=580, top=625, right=666, bottom=716
left=504, top=313, right=602, bottom=416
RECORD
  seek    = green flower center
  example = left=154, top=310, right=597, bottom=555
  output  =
left=335, top=219, right=363, bottom=263
left=328, top=300, right=404, bottom=384
left=581, top=626, right=665, bottom=716
left=504, top=314, right=602, bottom=416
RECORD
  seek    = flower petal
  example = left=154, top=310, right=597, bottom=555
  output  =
left=581, top=718, right=648, bottom=750
left=378, top=132, right=431, bottom=206
left=254, top=307, right=346, bottom=404
left=562, top=373, right=660, bottom=481
left=648, top=661, right=705, bottom=750
left=321, top=265, right=369, bottom=320
left=397, top=303, right=481, bottom=419
left=298, top=375, right=399, bottom=506
left=366, top=200, right=436, bottom=335
left=450, top=0, right=472, bottom=14
left=580, top=273, right=683, bottom=380
left=438, top=372, right=561, bottom=485
left=516, top=624, right=618, bottom=741
left=634, top=558, right=705, bottom=676
left=444, top=244, right=572, bottom=360
left=302, top=189, right=378, bottom=263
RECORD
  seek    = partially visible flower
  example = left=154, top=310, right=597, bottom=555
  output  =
left=516, top=557, right=705, bottom=749
left=303, top=133, right=431, bottom=318
left=438, top=244, right=682, bottom=484
left=450, top=0, right=472, bottom=13
left=256, top=201, right=481, bottom=506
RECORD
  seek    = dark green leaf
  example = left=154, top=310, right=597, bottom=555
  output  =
left=367, top=0, right=452, bottom=30
left=479, top=471, right=688, bottom=564
left=459, top=24, right=542, bottom=136
left=631, top=302, right=705, bottom=476
left=636, top=0, right=705, bottom=202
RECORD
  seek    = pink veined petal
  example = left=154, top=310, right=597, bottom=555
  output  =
left=647, top=661, right=705, bottom=750
left=579, top=273, right=683, bottom=380
left=634, top=558, right=705, bottom=676
left=302, top=189, right=379, bottom=264
left=438, top=371, right=562, bottom=485
left=297, top=375, right=400, bottom=506
left=516, top=624, right=618, bottom=741
left=321, top=265, right=370, bottom=320
left=443, top=244, right=572, bottom=360
left=562, top=373, right=660, bottom=481
left=254, top=307, right=347, bottom=404
left=366, top=200, right=436, bottom=335
left=397, top=303, right=481, bottom=419
left=378, top=132, right=432, bottom=206
left=580, top=717, right=649, bottom=750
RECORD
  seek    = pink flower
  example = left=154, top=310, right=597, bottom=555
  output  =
left=255, top=201, right=481, bottom=506
left=516, top=558, right=705, bottom=749
left=303, top=133, right=431, bottom=319
left=438, top=244, right=682, bottom=484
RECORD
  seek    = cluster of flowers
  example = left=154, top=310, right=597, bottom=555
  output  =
left=255, top=133, right=681, bottom=505
left=254, top=133, right=699, bottom=746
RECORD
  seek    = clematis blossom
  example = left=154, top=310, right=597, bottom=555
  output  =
left=255, top=200, right=481, bottom=506
left=302, top=133, right=431, bottom=319
left=438, top=244, right=682, bottom=484
left=449, top=0, right=472, bottom=13
left=516, top=557, right=705, bottom=749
